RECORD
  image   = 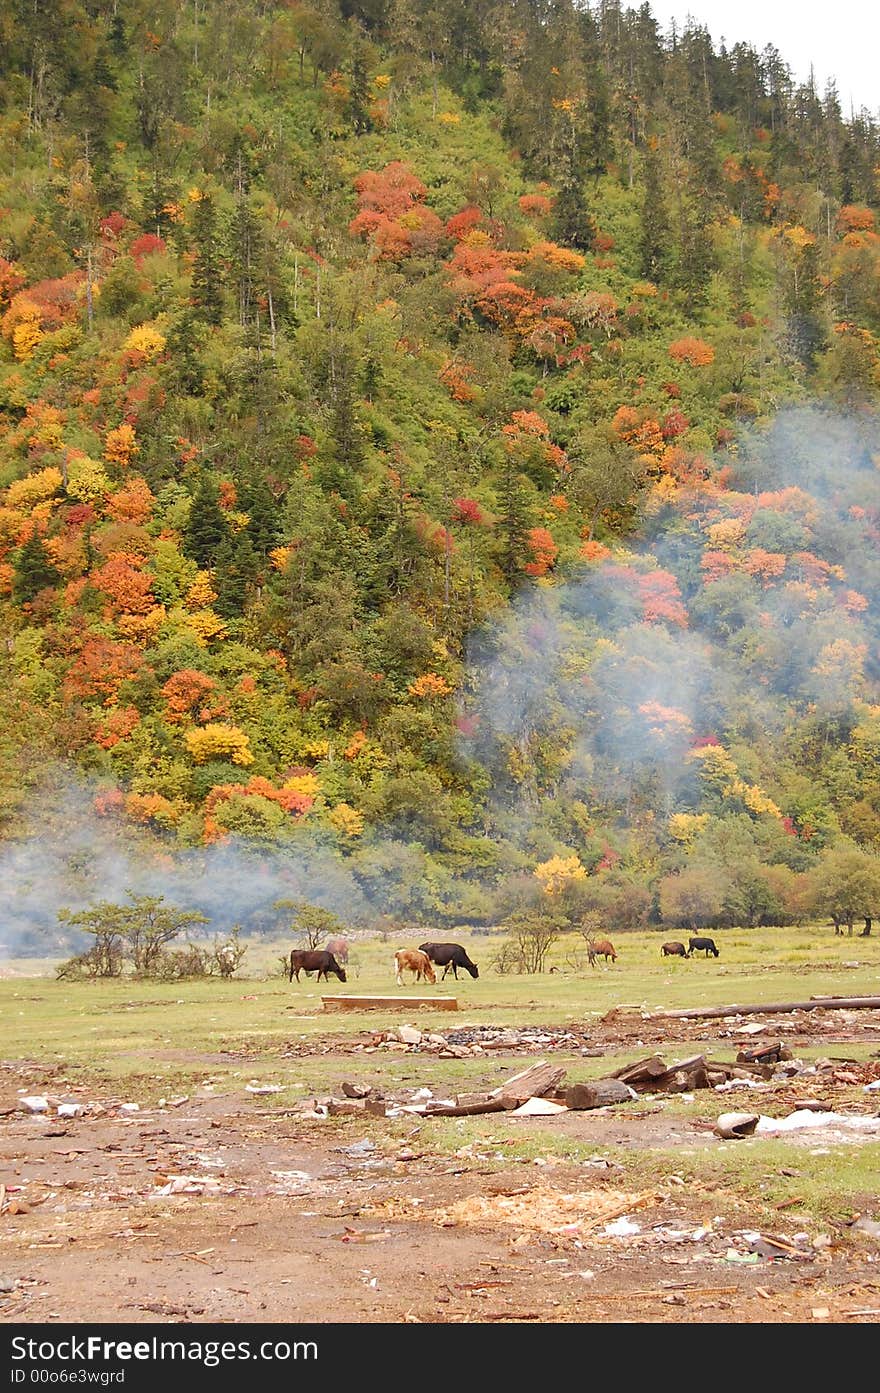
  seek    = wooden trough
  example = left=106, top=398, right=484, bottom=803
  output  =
left=321, top=994, right=458, bottom=1012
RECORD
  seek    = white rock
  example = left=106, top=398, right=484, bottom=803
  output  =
left=56, top=1103, right=82, bottom=1118
left=398, top=1025, right=422, bottom=1045
left=19, top=1096, right=49, bottom=1113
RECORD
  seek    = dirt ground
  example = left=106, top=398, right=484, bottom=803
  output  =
left=2, top=1011, right=879, bottom=1326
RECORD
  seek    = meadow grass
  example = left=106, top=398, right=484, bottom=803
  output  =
left=0, top=922, right=877, bottom=1092
left=1, top=923, right=878, bottom=1226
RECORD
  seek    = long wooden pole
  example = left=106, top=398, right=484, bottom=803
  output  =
left=647, top=996, right=880, bottom=1021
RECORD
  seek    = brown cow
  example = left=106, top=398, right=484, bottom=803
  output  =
left=325, top=936, right=349, bottom=964
left=587, top=938, right=617, bottom=966
left=661, top=941, right=688, bottom=958
left=394, top=949, right=436, bottom=986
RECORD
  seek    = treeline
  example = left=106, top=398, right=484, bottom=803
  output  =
left=1, top=2, right=880, bottom=936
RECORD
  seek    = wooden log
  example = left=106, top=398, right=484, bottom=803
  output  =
left=705, top=1059, right=773, bottom=1080
left=611, top=1055, right=668, bottom=1084
left=646, top=996, right=880, bottom=1021
left=422, top=1098, right=513, bottom=1118
left=564, top=1079, right=634, bottom=1110
left=489, top=1061, right=567, bottom=1106
left=736, top=1042, right=789, bottom=1064
left=321, top=995, right=458, bottom=1012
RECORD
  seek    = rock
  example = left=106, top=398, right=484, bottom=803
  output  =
left=56, top=1103, right=82, bottom=1118
left=398, top=1025, right=423, bottom=1045
left=18, top=1096, right=49, bottom=1113
left=852, top=1216, right=880, bottom=1239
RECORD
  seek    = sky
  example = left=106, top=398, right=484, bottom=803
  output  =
left=646, top=1, right=880, bottom=114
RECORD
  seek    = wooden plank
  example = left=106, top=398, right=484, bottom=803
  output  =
left=321, top=995, right=458, bottom=1012
left=489, top=1061, right=567, bottom=1106
left=612, top=1054, right=668, bottom=1084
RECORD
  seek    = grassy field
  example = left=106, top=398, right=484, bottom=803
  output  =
left=1, top=922, right=879, bottom=1237
left=0, top=922, right=878, bottom=1099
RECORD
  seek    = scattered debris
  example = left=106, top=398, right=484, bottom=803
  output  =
left=715, top=1113, right=760, bottom=1140
left=852, top=1217, right=880, bottom=1240
left=153, top=1174, right=237, bottom=1197
left=755, top=1109, right=880, bottom=1135
left=18, top=1096, right=49, bottom=1113
left=511, top=1098, right=568, bottom=1116
left=604, top=1217, right=641, bottom=1237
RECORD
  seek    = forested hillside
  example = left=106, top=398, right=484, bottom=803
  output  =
left=3, top=0, right=880, bottom=942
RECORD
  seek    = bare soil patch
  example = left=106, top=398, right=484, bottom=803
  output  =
left=1, top=1010, right=879, bottom=1326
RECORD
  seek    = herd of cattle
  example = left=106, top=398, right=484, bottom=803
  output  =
left=286, top=934, right=721, bottom=984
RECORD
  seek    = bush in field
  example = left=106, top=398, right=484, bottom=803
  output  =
left=57, top=892, right=209, bottom=977
left=151, top=944, right=212, bottom=979
left=212, top=930, right=247, bottom=977
left=495, top=909, right=565, bottom=973
left=56, top=941, right=125, bottom=979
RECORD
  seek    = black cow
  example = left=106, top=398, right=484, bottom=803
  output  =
left=288, top=949, right=347, bottom=983
left=687, top=936, right=720, bottom=958
left=418, top=942, right=479, bottom=980
left=661, top=941, right=688, bottom=957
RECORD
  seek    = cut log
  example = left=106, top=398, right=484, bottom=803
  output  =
left=647, top=996, right=880, bottom=1021
left=489, top=1061, right=567, bottom=1106
left=611, top=1055, right=668, bottom=1085
left=736, top=1042, right=789, bottom=1064
left=422, top=1098, right=513, bottom=1118
left=705, top=1059, right=773, bottom=1081
left=564, top=1079, right=634, bottom=1110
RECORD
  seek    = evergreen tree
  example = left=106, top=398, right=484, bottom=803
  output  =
left=213, top=535, right=259, bottom=619
left=638, top=147, right=671, bottom=282
left=190, top=194, right=224, bottom=326
left=553, top=171, right=596, bottom=252
left=497, top=455, right=531, bottom=583
left=238, top=478, right=282, bottom=555
left=13, top=534, right=61, bottom=604
left=183, top=480, right=230, bottom=567
left=322, top=360, right=366, bottom=498
left=347, top=35, right=374, bottom=135
left=784, top=240, right=827, bottom=370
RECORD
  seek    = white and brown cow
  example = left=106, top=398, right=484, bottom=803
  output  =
left=394, top=949, right=436, bottom=986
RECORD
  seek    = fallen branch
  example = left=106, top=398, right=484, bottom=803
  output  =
left=646, top=996, right=880, bottom=1021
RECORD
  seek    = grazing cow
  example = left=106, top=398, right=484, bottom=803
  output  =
left=418, top=942, right=479, bottom=980
left=687, top=936, right=720, bottom=958
left=394, top=949, right=436, bottom=986
left=325, top=936, right=349, bottom=964
left=587, top=938, right=617, bottom=966
left=288, top=949, right=347, bottom=983
left=661, top=941, right=688, bottom=958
